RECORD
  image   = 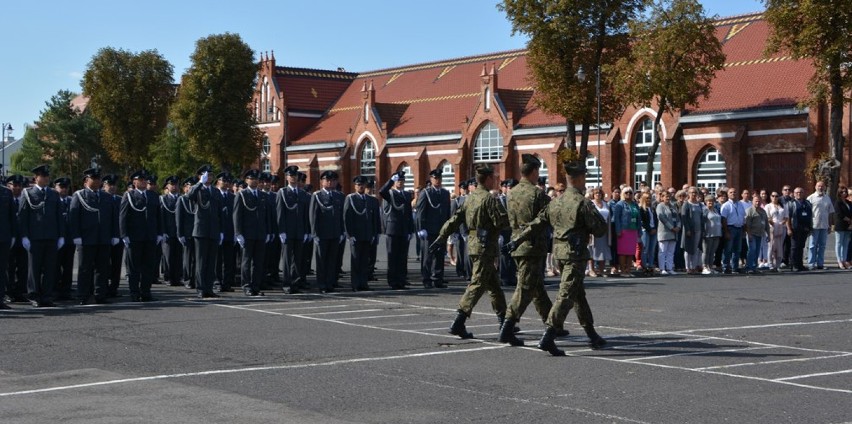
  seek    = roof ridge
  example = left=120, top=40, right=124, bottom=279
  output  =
left=356, top=49, right=527, bottom=78
left=275, top=66, right=358, bottom=79
left=713, top=11, right=764, bottom=25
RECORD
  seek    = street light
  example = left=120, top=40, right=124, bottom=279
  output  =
left=1, top=123, right=13, bottom=177
left=576, top=66, right=602, bottom=187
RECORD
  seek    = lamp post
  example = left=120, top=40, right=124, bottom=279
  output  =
left=1, top=123, right=13, bottom=177
left=576, top=66, right=602, bottom=187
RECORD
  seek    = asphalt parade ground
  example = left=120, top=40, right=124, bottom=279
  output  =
left=1, top=249, right=850, bottom=423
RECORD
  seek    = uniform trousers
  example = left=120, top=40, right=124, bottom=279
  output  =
left=349, top=239, right=371, bottom=290
left=281, top=237, right=306, bottom=288
left=790, top=228, right=809, bottom=270
left=217, top=240, right=236, bottom=289
left=182, top=238, right=196, bottom=287
left=126, top=240, right=157, bottom=298
left=301, top=239, right=313, bottom=278
left=455, top=235, right=469, bottom=279
left=0, top=243, right=9, bottom=302
left=108, top=243, right=123, bottom=296
left=506, top=255, right=552, bottom=323
left=194, top=237, right=218, bottom=294
left=55, top=243, right=75, bottom=297
left=386, top=235, right=409, bottom=287
left=419, top=234, right=444, bottom=287
left=162, top=237, right=183, bottom=284
left=315, top=238, right=340, bottom=290
left=546, top=260, right=594, bottom=330
left=76, top=244, right=110, bottom=300
left=240, top=238, right=266, bottom=292
left=368, top=238, right=378, bottom=280
left=27, top=240, right=58, bottom=303
left=7, top=242, right=27, bottom=299
left=265, top=238, right=281, bottom=282
left=457, top=254, right=506, bottom=318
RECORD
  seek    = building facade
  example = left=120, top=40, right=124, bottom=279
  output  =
left=255, top=13, right=851, bottom=194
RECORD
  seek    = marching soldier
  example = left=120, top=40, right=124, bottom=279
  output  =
left=102, top=175, right=123, bottom=298
left=6, top=175, right=28, bottom=304
left=234, top=170, right=269, bottom=296
left=379, top=171, right=414, bottom=289
left=19, top=165, right=65, bottom=307
left=343, top=175, right=380, bottom=291
left=160, top=176, right=182, bottom=287
left=416, top=168, right=451, bottom=288
left=309, top=170, right=344, bottom=293
left=505, top=149, right=609, bottom=355
left=216, top=172, right=236, bottom=292
left=119, top=170, right=163, bottom=302
left=54, top=177, right=74, bottom=300
left=176, top=177, right=196, bottom=289
left=429, top=164, right=510, bottom=338
left=69, top=168, right=119, bottom=305
left=277, top=166, right=309, bottom=294
left=498, top=155, right=565, bottom=346
left=0, top=173, right=17, bottom=309
left=187, top=165, right=223, bottom=299
left=364, top=178, right=380, bottom=281
left=498, top=179, right=518, bottom=287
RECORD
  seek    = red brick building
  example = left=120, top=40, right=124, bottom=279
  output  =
left=255, top=12, right=851, bottom=194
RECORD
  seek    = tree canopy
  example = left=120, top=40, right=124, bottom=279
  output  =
left=81, top=48, right=174, bottom=173
left=170, top=33, right=263, bottom=171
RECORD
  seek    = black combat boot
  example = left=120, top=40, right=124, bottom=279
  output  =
left=449, top=310, right=474, bottom=339
left=497, top=314, right=521, bottom=333
left=584, top=325, right=607, bottom=349
left=537, top=326, right=565, bottom=356
left=555, top=328, right=570, bottom=337
left=498, top=318, right=525, bottom=346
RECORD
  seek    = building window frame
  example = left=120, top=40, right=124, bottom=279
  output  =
left=473, top=121, right=503, bottom=163
left=633, top=117, right=661, bottom=189
left=359, top=140, right=376, bottom=178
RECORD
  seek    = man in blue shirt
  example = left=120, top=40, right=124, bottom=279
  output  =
left=720, top=187, right=745, bottom=273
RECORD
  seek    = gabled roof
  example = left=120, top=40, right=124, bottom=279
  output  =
left=275, top=67, right=357, bottom=113
left=289, top=11, right=813, bottom=144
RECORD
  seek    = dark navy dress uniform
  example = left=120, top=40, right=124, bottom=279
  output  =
left=309, top=173, right=344, bottom=292
left=176, top=181, right=196, bottom=288
left=379, top=174, right=414, bottom=289
left=70, top=177, right=119, bottom=304
left=343, top=177, right=380, bottom=291
left=415, top=170, right=451, bottom=288
left=160, top=178, right=182, bottom=286
left=55, top=180, right=75, bottom=300
left=187, top=167, right=223, bottom=298
left=19, top=166, right=66, bottom=306
left=119, top=176, right=162, bottom=302
left=0, top=183, right=17, bottom=308
left=217, top=183, right=236, bottom=291
left=234, top=174, right=270, bottom=296
left=277, top=167, right=310, bottom=293
left=7, top=178, right=29, bottom=303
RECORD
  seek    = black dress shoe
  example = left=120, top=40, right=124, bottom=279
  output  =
left=94, top=298, right=110, bottom=305
left=40, top=301, right=57, bottom=308
left=286, top=287, right=302, bottom=294
left=11, top=295, right=29, bottom=303
left=218, top=287, right=235, bottom=292
left=199, top=292, right=219, bottom=299
left=140, top=296, right=158, bottom=302
left=434, top=282, right=447, bottom=289
left=168, top=282, right=182, bottom=287
left=55, top=294, right=73, bottom=301
left=130, top=295, right=142, bottom=302
left=0, top=303, right=11, bottom=309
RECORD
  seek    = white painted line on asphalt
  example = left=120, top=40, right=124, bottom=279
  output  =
left=299, top=309, right=383, bottom=316
left=622, top=346, right=771, bottom=362
left=380, top=320, right=449, bottom=327
left=0, top=345, right=507, bottom=398
left=264, top=304, right=362, bottom=311
left=695, top=353, right=852, bottom=371
left=665, top=331, right=852, bottom=356
left=414, top=323, right=498, bottom=331
left=336, top=314, right=421, bottom=321
left=675, top=318, right=852, bottom=334
left=774, top=369, right=852, bottom=381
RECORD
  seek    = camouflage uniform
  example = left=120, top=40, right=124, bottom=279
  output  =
left=434, top=184, right=510, bottom=338
left=513, top=185, right=608, bottom=353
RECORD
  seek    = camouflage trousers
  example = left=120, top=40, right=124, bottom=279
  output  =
left=545, top=259, right=595, bottom=330
left=457, top=254, right=506, bottom=317
left=505, top=256, right=553, bottom=324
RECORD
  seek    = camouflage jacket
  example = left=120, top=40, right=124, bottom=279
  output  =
left=438, top=186, right=509, bottom=257
left=513, top=186, right=606, bottom=262
left=507, top=179, right=550, bottom=257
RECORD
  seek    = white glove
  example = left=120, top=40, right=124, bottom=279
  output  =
left=372, top=236, right=378, bottom=244
left=266, top=234, right=272, bottom=243
left=200, top=171, right=209, bottom=184
left=279, top=232, right=286, bottom=243
left=57, top=237, right=65, bottom=250
left=219, top=233, right=224, bottom=246
left=178, top=236, right=186, bottom=246
left=391, top=174, right=399, bottom=182
left=10, top=237, right=15, bottom=249
left=417, top=230, right=427, bottom=240
left=22, top=237, right=31, bottom=251
left=122, top=237, right=130, bottom=247
left=73, top=238, right=82, bottom=246
left=407, top=234, right=411, bottom=241
left=340, top=234, right=346, bottom=242
left=307, top=234, right=313, bottom=242
left=156, top=235, right=163, bottom=245
left=111, top=238, right=119, bottom=246
left=163, top=234, right=169, bottom=241
left=235, top=235, right=245, bottom=247
left=498, top=235, right=504, bottom=245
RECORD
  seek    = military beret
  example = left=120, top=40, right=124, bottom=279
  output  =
left=320, top=170, right=338, bottom=180
left=353, top=175, right=367, bottom=185
left=522, top=154, right=541, bottom=168
left=194, top=164, right=212, bottom=175
left=428, top=169, right=442, bottom=179
left=558, top=148, right=586, bottom=176
left=283, top=166, right=299, bottom=176
left=243, top=169, right=260, bottom=180
left=475, top=164, right=494, bottom=176
left=53, top=177, right=71, bottom=188
left=31, top=164, right=50, bottom=176
left=82, top=168, right=101, bottom=180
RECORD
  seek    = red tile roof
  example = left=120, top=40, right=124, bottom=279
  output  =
left=275, top=67, right=356, bottom=113
left=288, top=12, right=813, bottom=144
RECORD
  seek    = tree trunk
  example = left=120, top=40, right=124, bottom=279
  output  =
left=566, top=118, right=576, bottom=150
left=644, top=102, right=667, bottom=188
left=828, top=64, right=844, bottom=202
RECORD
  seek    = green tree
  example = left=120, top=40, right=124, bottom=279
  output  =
left=10, top=90, right=112, bottom=182
left=171, top=33, right=262, bottom=171
left=82, top=47, right=174, bottom=172
left=500, top=0, right=644, bottom=158
left=764, top=0, right=852, bottom=198
left=143, top=123, right=205, bottom=181
left=612, top=0, right=726, bottom=186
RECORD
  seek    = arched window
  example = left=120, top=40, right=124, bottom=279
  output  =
left=440, top=160, right=455, bottom=190
left=399, top=163, right=414, bottom=192
left=473, top=121, right=503, bottom=162
left=261, top=158, right=271, bottom=173
left=586, top=153, right=601, bottom=189
left=359, top=140, right=376, bottom=178
left=261, top=136, right=271, bottom=156
left=537, top=155, right=548, bottom=186
left=633, top=117, right=661, bottom=189
left=696, top=147, right=726, bottom=195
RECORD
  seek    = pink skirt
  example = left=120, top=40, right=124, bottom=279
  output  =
left=617, top=229, right=639, bottom=256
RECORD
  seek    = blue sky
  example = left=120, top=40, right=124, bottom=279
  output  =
left=0, top=0, right=765, bottom=136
